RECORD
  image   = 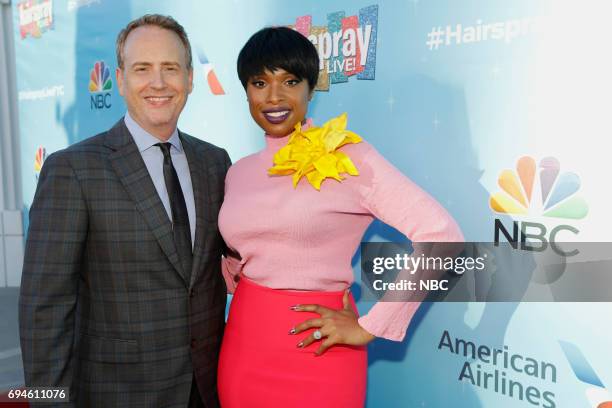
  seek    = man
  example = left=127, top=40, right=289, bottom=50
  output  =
left=19, top=15, right=229, bottom=407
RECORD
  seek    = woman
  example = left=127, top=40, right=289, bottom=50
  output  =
left=217, top=27, right=463, bottom=407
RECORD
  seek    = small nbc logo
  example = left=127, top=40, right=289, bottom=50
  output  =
left=34, top=146, right=47, bottom=180
left=88, top=61, right=112, bottom=93
left=490, top=156, right=588, bottom=220
left=196, top=47, right=225, bottom=95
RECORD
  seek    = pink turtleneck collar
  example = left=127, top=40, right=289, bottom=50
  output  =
left=263, top=118, right=314, bottom=152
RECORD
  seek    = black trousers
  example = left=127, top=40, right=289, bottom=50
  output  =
left=188, top=373, right=204, bottom=408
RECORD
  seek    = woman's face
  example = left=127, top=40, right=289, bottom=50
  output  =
left=246, top=68, right=312, bottom=137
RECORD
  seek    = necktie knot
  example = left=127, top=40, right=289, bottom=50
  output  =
left=156, top=142, right=172, bottom=159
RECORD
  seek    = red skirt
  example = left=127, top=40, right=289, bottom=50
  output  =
left=217, top=278, right=367, bottom=408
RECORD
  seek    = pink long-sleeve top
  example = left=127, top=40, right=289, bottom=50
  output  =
left=218, top=131, right=463, bottom=341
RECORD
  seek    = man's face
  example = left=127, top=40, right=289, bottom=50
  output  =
left=116, top=25, right=193, bottom=140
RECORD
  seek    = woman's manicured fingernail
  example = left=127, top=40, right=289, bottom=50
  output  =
left=297, top=342, right=304, bottom=348
left=289, top=305, right=301, bottom=311
left=289, top=328, right=296, bottom=335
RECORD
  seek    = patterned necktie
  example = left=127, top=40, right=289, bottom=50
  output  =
left=156, top=142, right=193, bottom=283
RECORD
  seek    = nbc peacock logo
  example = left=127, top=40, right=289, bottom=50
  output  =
left=89, top=60, right=112, bottom=92
left=490, top=156, right=588, bottom=220
left=89, top=60, right=112, bottom=110
left=34, top=146, right=47, bottom=181
left=491, top=156, right=588, bottom=255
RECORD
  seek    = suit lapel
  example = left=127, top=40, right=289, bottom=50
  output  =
left=181, top=133, right=212, bottom=288
left=106, top=120, right=189, bottom=286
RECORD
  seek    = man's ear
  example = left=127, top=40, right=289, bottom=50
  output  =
left=188, top=68, right=194, bottom=94
left=116, top=68, right=124, bottom=96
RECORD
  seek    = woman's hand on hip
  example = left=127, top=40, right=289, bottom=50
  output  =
left=290, top=289, right=376, bottom=356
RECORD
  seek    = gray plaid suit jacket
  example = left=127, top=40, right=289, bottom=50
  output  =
left=19, top=119, right=230, bottom=408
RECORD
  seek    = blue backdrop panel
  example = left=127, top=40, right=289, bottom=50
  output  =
left=12, top=1, right=611, bottom=407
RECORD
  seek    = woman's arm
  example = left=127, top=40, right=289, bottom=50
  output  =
left=292, top=141, right=463, bottom=349
left=355, top=142, right=464, bottom=340
left=221, top=247, right=242, bottom=294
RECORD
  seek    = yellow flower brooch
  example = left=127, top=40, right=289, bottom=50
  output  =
left=268, top=113, right=363, bottom=190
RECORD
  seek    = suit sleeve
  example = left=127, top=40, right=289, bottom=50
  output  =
left=218, top=149, right=243, bottom=294
left=352, top=143, right=464, bottom=341
left=222, top=148, right=232, bottom=173
left=19, top=152, right=87, bottom=406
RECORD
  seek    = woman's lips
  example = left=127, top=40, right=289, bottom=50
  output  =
left=263, top=109, right=290, bottom=124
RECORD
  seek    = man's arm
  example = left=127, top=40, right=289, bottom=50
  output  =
left=19, top=151, right=87, bottom=405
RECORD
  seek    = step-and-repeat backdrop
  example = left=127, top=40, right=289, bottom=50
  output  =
left=11, top=0, right=611, bottom=407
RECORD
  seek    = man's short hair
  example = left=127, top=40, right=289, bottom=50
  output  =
left=116, top=14, right=193, bottom=70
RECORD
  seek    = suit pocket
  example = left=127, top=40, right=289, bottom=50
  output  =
left=79, top=333, right=140, bottom=363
